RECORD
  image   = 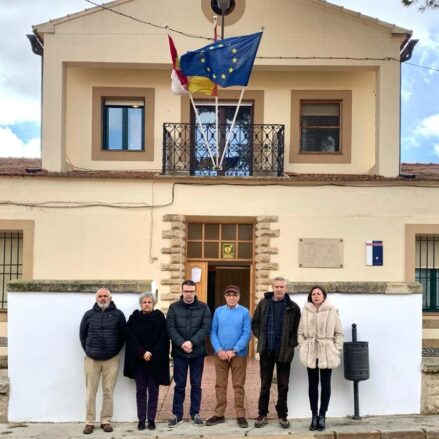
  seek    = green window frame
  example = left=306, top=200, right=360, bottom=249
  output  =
left=103, top=99, right=145, bottom=151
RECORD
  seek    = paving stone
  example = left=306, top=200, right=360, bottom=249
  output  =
left=381, top=431, right=424, bottom=439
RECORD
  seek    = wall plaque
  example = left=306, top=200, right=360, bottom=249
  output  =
left=299, top=238, right=344, bottom=268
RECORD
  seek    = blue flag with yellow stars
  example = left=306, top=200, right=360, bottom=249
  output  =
left=180, top=32, right=262, bottom=88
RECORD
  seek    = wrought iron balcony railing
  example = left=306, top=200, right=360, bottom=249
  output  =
left=162, top=123, right=285, bottom=177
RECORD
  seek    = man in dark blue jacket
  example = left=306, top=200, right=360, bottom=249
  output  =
left=166, top=280, right=211, bottom=428
left=79, top=288, right=126, bottom=435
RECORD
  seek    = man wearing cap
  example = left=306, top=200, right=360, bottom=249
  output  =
left=251, top=276, right=301, bottom=429
left=206, top=285, right=251, bottom=429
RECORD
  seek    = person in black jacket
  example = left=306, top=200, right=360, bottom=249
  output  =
left=124, top=292, right=170, bottom=431
left=166, top=280, right=211, bottom=428
left=251, top=276, right=301, bottom=430
left=79, top=288, right=126, bottom=435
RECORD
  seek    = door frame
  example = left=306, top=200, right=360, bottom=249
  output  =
left=185, top=217, right=256, bottom=356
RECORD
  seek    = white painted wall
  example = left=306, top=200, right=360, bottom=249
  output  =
left=289, top=294, right=422, bottom=418
left=8, top=292, right=422, bottom=421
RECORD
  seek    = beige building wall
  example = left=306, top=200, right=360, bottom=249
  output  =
left=65, top=66, right=376, bottom=174
left=37, top=0, right=408, bottom=176
left=0, top=177, right=436, bottom=297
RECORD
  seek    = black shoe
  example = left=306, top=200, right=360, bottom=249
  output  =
left=255, top=415, right=268, bottom=428
left=278, top=417, right=290, bottom=429
left=147, top=420, right=156, bottom=430
left=137, top=420, right=145, bottom=431
left=317, top=415, right=326, bottom=431
left=237, top=417, right=248, bottom=428
left=309, top=415, right=318, bottom=431
left=205, top=415, right=225, bottom=426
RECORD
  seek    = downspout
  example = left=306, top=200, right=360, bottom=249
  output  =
left=26, top=30, right=44, bottom=171
left=398, top=35, right=418, bottom=179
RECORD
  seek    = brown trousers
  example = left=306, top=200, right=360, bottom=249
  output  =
left=84, top=355, right=120, bottom=425
left=214, top=355, right=247, bottom=418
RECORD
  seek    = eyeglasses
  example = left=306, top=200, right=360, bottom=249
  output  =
left=182, top=290, right=196, bottom=294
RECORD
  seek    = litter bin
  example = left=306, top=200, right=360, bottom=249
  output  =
left=343, top=324, right=369, bottom=419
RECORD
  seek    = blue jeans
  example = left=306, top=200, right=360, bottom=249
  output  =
left=172, top=355, right=205, bottom=419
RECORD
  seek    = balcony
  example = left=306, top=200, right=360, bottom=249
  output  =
left=162, top=123, right=284, bottom=177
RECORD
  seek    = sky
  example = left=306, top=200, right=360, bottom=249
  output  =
left=0, top=0, right=438, bottom=163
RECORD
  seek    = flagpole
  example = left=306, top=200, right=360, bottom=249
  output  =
left=219, top=88, right=245, bottom=169
left=213, top=16, right=220, bottom=169
left=189, top=94, right=216, bottom=169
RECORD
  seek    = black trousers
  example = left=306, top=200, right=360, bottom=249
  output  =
left=307, top=367, right=332, bottom=416
left=258, top=352, right=291, bottom=418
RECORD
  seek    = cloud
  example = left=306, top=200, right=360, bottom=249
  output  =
left=414, top=114, right=439, bottom=137
left=434, top=144, right=439, bottom=158
left=0, top=94, right=40, bottom=125
left=0, top=127, right=40, bottom=158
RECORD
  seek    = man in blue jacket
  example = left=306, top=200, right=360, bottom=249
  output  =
left=79, top=288, right=126, bottom=435
left=206, top=285, right=251, bottom=429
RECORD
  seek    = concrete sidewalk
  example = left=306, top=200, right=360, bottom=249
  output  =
left=3, top=414, right=439, bottom=438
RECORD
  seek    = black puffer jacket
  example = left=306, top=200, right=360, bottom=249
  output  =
left=166, top=296, right=211, bottom=359
left=79, top=301, right=126, bottom=360
left=251, top=292, right=301, bottom=363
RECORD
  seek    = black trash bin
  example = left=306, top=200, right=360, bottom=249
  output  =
left=343, top=341, right=369, bottom=381
left=343, top=324, right=369, bottom=419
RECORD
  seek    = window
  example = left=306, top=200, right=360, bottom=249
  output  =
left=92, top=87, right=155, bottom=161
left=300, top=102, right=340, bottom=152
left=0, top=220, right=34, bottom=310
left=103, top=100, right=144, bottom=151
left=415, top=235, right=439, bottom=312
left=0, top=232, right=22, bottom=308
left=290, top=90, right=352, bottom=164
left=187, top=223, right=254, bottom=260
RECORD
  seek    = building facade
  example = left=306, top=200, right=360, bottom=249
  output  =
left=1, top=0, right=437, bottom=421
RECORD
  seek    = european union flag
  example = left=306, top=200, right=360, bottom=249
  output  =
left=180, top=32, right=262, bottom=88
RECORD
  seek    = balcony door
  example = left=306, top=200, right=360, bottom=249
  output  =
left=190, top=101, right=253, bottom=176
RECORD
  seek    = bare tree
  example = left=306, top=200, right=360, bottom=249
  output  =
left=402, top=0, right=439, bottom=10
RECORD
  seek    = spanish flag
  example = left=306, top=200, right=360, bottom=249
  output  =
left=168, top=36, right=217, bottom=97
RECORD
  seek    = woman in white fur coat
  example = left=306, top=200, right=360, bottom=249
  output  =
left=298, top=286, right=344, bottom=432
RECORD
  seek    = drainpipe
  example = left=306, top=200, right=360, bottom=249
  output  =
left=26, top=31, right=44, bottom=170
left=398, top=35, right=418, bottom=179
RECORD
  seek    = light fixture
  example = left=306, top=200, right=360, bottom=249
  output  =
left=217, top=0, right=231, bottom=12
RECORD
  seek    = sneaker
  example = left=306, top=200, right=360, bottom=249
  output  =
left=147, top=420, right=156, bottom=430
left=279, top=417, right=290, bottom=429
left=100, top=424, right=113, bottom=433
left=192, top=413, right=205, bottom=426
left=237, top=417, right=249, bottom=428
left=206, top=415, right=225, bottom=426
left=255, top=415, right=268, bottom=428
left=168, top=415, right=183, bottom=428
left=83, top=425, right=94, bottom=435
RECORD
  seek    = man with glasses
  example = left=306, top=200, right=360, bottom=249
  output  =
left=166, top=280, right=211, bottom=427
left=206, top=285, right=251, bottom=429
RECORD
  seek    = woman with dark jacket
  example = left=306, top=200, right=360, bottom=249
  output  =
left=124, top=292, right=170, bottom=431
left=298, top=286, right=344, bottom=432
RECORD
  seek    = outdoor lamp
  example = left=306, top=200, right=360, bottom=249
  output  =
left=217, top=0, right=231, bottom=11
left=217, top=0, right=231, bottom=39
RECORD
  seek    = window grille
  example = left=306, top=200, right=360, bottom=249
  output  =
left=416, top=235, right=439, bottom=312
left=0, top=232, right=23, bottom=309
